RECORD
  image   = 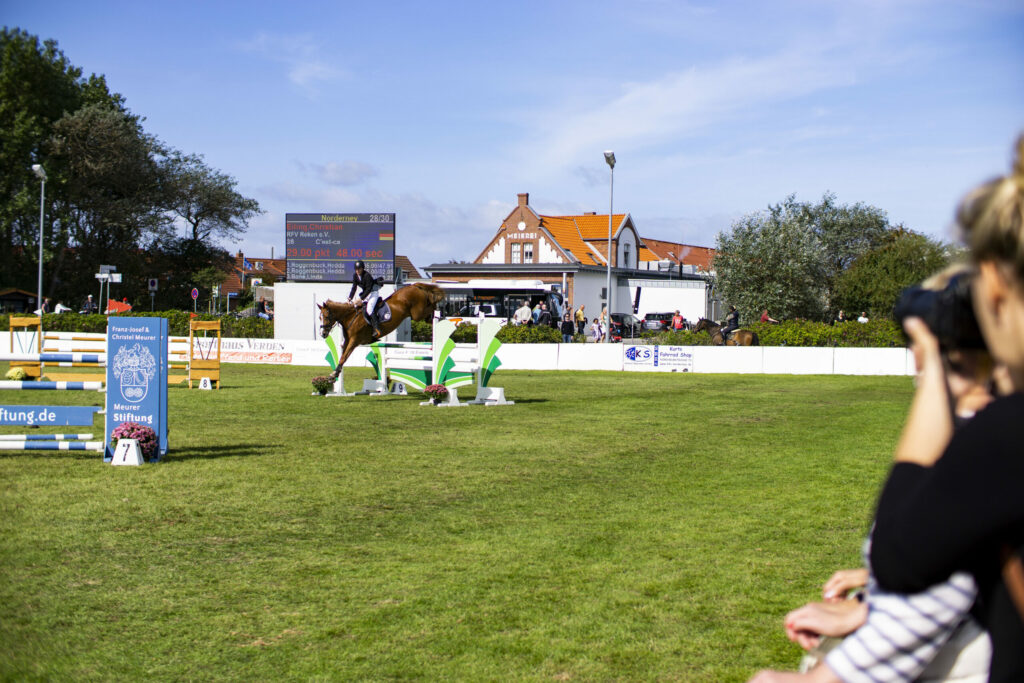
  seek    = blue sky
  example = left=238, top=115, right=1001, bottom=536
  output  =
left=6, top=0, right=1023, bottom=269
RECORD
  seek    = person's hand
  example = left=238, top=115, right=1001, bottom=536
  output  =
left=822, top=569, right=868, bottom=602
left=904, top=317, right=942, bottom=379
left=894, top=317, right=954, bottom=465
left=784, top=600, right=868, bottom=650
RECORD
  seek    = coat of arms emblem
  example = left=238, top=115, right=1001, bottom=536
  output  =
left=112, top=342, right=158, bottom=403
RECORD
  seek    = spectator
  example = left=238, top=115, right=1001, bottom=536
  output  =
left=575, top=305, right=586, bottom=335
left=513, top=301, right=532, bottom=326
left=560, top=314, right=574, bottom=343
left=40, top=297, right=51, bottom=314
left=590, top=317, right=603, bottom=343
left=869, top=135, right=1024, bottom=682
left=856, top=311, right=869, bottom=323
left=833, top=310, right=847, bottom=324
left=256, top=296, right=273, bottom=320
left=671, top=310, right=685, bottom=331
left=537, top=302, right=552, bottom=327
left=760, top=309, right=779, bottom=324
left=81, top=294, right=97, bottom=314
left=749, top=344, right=997, bottom=683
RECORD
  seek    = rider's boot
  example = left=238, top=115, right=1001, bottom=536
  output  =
left=368, top=308, right=381, bottom=338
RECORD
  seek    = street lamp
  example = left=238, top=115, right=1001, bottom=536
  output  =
left=31, top=164, right=46, bottom=317
left=603, top=151, right=615, bottom=343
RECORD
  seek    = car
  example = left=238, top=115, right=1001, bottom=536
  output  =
left=610, top=313, right=642, bottom=341
left=641, top=312, right=674, bottom=332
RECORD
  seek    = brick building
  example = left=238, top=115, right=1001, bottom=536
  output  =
left=425, top=193, right=716, bottom=321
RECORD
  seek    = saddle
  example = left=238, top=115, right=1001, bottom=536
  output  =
left=362, top=299, right=392, bottom=326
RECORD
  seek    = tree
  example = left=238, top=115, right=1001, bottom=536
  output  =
left=162, top=151, right=261, bottom=243
left=0, top=28, right=83, bottom=293
left=832, top=229, right=954, bottom=318
left=0, top=29, right=258, bottom=310
left=714, top=205, right=827, bottom=321
left=713, top=193, right=894, bottom=322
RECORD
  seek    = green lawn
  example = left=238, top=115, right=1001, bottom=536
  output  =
left=0, top=365, right=910, bottom=681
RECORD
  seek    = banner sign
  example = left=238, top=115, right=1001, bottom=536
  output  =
left=0, top=405, right=100, bottom=426
left=285, top=213, right=395, bottom=283
left=623, top=345, right=693, bottom=372
left=105, top=317, right=168, bottom=462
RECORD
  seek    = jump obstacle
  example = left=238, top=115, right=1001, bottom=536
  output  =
left=2, top=317, right=169, bottom=461
left=7, top=317, right=220, bottom=388
left=323, top=318, right=513, bottom=406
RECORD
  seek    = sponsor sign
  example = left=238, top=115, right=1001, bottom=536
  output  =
left=623, top=345, right=694, bottom=372
left=0, top=405, right=100, bottom=426
left=105, top=317, right=168, bottom=461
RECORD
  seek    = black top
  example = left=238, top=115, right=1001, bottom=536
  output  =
left=560, top=320, right=575, bottom=335
left=537, top=310, right=552, bottom=326
left=871, top=392, right=1024, bottom=682
left=349, top=270, right=376, bottom=300
left=725, top=310, right=738, bottom=326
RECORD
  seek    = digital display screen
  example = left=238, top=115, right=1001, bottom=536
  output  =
left=285, top=213, right=395, bottom=282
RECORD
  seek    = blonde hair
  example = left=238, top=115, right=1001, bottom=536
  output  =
left=957, top=134, right=1024, bottom=281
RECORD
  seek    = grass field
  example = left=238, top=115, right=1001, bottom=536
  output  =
left=0, top=365, right=912, bottom=681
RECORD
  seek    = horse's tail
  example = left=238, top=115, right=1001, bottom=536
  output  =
left=413, top=282, right=446, bottom=306
left=751, top=332, right=760, bottom=346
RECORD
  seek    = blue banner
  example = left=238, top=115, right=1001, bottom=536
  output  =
left=105, top=317, right=168, bottom=462
left=0, top=405, right=100, bottom=426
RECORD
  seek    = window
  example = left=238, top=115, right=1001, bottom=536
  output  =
left=511, top=242, right=521, bottom=264
left=623, top=243, right=631, bottom=268
left=523, top=242, right=534, bottom=264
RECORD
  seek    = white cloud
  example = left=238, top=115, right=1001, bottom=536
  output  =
left=524, top=48, right=855, bottom=171
left=315, top=161, right=379, bottom=187
left=237, top=32, right=345, bottom=94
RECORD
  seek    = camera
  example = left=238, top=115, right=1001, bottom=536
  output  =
left=893, top=272, right=986, bottom=350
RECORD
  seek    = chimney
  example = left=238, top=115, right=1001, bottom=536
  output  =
left=517, top=192, right=529, bottom=207
left=584, top=211, right=597, bottom=216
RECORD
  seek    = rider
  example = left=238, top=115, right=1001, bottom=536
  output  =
left=721, top=305, right=740, bottom=341
left=348, top=260, right=382, bottom=338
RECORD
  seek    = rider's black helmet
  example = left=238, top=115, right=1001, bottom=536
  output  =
left=354, top=260, right=365, bottom=270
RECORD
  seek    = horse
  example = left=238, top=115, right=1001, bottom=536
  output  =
left=318, top=283, right=446, bottom=379
left=693, top=318, right=760, bottom=346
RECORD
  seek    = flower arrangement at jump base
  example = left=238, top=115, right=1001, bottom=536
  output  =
left=5, top=367, right=28, bottom=381
left=423, top=383, right=448, bottom=403
left=311, top=375, right=334, bottom=396
left=110, top=422, right=158, bottom=460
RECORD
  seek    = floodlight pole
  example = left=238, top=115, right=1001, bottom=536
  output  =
left=32, top=164, right=47, bottom=317
left=604, top=151, right=616, bottom=343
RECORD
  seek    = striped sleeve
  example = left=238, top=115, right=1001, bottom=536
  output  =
left=824, top=571, right=977, bottom=683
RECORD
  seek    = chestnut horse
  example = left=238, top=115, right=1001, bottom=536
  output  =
left=318, top=283, right=446, bottom=379
left=693, top=318, right=760, bottom=346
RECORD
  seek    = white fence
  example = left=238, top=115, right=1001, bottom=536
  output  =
left=1, top=333, right=914, bottom=375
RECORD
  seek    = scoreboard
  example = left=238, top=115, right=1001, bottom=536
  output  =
left=285, top=213, right=395, bottom=282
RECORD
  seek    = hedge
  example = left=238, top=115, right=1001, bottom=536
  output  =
left=2, top=314, right=903, bottom=348
left=0, top=312, right=274, bottom=339
left=645, top=319, right=905, bottom=348
left=411, top=320, right=563, bottom=344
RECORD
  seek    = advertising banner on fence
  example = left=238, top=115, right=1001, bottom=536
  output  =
left=623, top=345, right=693, bottom=372
left=105, top=317, right=168, bottom=462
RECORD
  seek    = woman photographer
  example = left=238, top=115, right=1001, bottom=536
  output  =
left=871, top=136, right=1024, bottom=681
